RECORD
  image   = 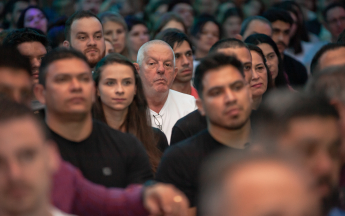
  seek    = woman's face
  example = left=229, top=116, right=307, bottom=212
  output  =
left=24, top=8, right=48, bottom=33
left=223, top=16, right=242, bottom=38
left=257, top=43, right=279, bottom=80
left=161, top=20, right=185, bottom=33
left=250, top=51, right=268, bottom=98
left=103, top=21, right=126, bottom=54
left=129, top=24, right=150, bottom=53
left=195, top=21, right=219, bottom=53
left=98, top=63, right=136, bottom=112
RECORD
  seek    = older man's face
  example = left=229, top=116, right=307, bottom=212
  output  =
left=138, top=44, right=177, bottom=96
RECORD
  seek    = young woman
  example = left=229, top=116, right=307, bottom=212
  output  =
left=98, top=12, right=130, bottom=59
left=17, top=6, right=48, bottom=34
left=221, top=7, right=243, bottom=39
left=245, top=34, right=289, bottom=88
left=92, top=53, right=167, bottom=172
left=151, top=12, right=188, bottom=38
left=247, top=44, right=272, bottom=110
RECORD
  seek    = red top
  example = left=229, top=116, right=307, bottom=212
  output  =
left=191, top=86, right=199, bottom=99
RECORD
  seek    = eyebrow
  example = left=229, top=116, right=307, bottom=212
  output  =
left=207, top=80, right=244, bottom=92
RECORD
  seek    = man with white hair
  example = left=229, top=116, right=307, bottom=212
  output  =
left=134, top=40, right=197, bottom=143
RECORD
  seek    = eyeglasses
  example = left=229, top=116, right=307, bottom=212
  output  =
left=153, top=113, right=163, bottom=130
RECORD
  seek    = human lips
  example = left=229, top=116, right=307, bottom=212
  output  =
left=251, top=83, right=263, bottom=88
left=154, top=78, right=167, bottom=83
left=224, top=107, right=241, bottom=116
left=68, top=97, right=85, bottom=103
left=85, top=48, right=99, bottom=53
left=112, top=98, right=126, bottom=102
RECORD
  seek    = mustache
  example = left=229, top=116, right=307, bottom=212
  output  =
left=84, top=47, right=100, bottom=53
left=154, top=77, right=168, bottom=82
left=276, top=41, right=287, bottom=48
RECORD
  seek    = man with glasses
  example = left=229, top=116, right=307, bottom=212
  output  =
left=323, top=3, right=345, bottom=43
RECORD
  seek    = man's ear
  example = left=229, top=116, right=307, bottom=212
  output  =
left=63, top=40, right=70, bottom=48
left=133, top=63, right=140, bottom=73
left=34, top=84, right=46, bottom=105
left=235, top=34, right=243, bottom=41
left=196, top=98, right=205, bottom=116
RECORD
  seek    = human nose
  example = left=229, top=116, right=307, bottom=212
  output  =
left=70, top=78, right=82, bottom=91
left=31, top=58, right=40, bottom=68
left=251, top=69, right=260, bottom=81
left=7, top=161, right=21, bottom=180
left=182, top=55, right=190, bottom=66
left=157, top=62, right=165, bottom=74
left=115, top=83, right=124, bottom=94
left=314, top=151, right=333, bottom=178
left=224, top=88, right=237, bottom=104
left=87, top=36, right=97, bottom=46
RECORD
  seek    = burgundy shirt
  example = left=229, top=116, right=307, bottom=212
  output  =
left=52, top=160, right=149, bottom=216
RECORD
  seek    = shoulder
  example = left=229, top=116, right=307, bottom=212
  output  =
left=175, top=110, right=205, bottom=127
left=285, top=54, right=307, bottom=70
left=169, top=89, right=196, bottom=104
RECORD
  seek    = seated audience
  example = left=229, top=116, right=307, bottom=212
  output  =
left=151, top=12, right=188, bottom=38
left=155, top=29, right=198, bottom=98
left=156, top=53, right=253, bottom=215
left=310, top=43, right=345, bottom=74
left=221, top=7, right=243, bottom=39
left=134, top=40, right=197, bottom=143
left=17, top=5, right=48, bottom=34
left=34, top=48, right=153, bottom=188
left=167, top=0, right=194, bottom=29
left=92, top=53, right=168, bottom=171
left=240, top=16, right=272, bottom=40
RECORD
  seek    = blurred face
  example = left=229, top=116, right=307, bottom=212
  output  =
left=173, top=41, right=193, bottom=83
left=78, top=0, right=101, bottom=14
left=40, top=58, right=95, bottom=117
left=11, top=1, right=29, bottom=26
left=217, top=47, right=253, bottom=84
left=0, top=117, right=58, bottom=215
left=271, top=21, right=291, bottom=54
left=223, top=16, right=242, bottom=39
left=242, top=20, right=272, bottom=40
left=68, top=17, right=105, bottom=68
left=172, top=3, right=194, bottom=28
left=17, top=42, right=47, bottom=84
left=195, top=0, right=218, bottom=15
left=325, top=7, right=345, bottom=39
left=104, top=40, right=114, bottom=56
left=278, top=117, right=341, bottom=199
left=318, top=47, right=345, bottom=70
left=138, top=44, right=177, bottom=96
left=97, top=63, right=136, bottom=112
left=221, top=163, right=320, bottom=216
left=0, top=68, right=32, bottom=106
left=250, top=51, right=268, bottom=99
left=197, top=66, right=252, bottom=130
left=24, top=8, right=48, bottom=34
left=257, top=43, right=279, bottom=80
left=161, top=20, right=185, bottom=33
left=195, top=22, right=220, bottom=54
left=103, top=21, right=126, bottom=54
left=128, top=24, right=149, bottom=54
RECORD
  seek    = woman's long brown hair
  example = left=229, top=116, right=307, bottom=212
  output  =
left=92, top=53, right=161, bottom=172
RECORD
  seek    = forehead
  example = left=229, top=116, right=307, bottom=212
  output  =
left=217, top=47, right=252, bottom=63
left=100, top=63, right=134, bottom=79
left=202, top=65, right=244, bottom=89
left=0, top=67, right=31, bottom=86
left=25, top=8, right=43, bottom=16
left=71, top=17, right=102, bottom=34
left=257, top=43, right=274, bottom=53
left=17, top=41, right=47, bottom=56
left=173, top=40, right=192, bottom=52
left=272, top=20, right=291, bottom=29
left=46, top=58, right=90, bottom=76
left=144, top=44, right=174, bottom=60
left=251, top=51, right=264, bottom=62
left=319, top=47, right=345, bottom=70
left=247, top=20, right=272, bottom=34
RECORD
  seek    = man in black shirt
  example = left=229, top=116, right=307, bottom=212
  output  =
left=34, top=48, right=153, bottom=188
left=156, top=53, right=253, bottom=215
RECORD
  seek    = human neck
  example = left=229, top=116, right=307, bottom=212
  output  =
left=280, top=52, right=285, bottom=59
left=45, top=110, right=93, bottom=142
left=0, top=201, right=52, bottom=216
left=146, top=91, right=169, bottom=114
left=102, top=105, right=128, bottom=132
left=252, top=96, right=262, bottom=110
left=194, top=49, right=208, bottom=59
left=171, top=80, right=192, bottom=95
left=130, top=51, right=138, bottom=62
left=208, top=119, right=251, bottom=149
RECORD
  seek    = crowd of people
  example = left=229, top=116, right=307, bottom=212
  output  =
left=0, top=0, right=345, bottom=215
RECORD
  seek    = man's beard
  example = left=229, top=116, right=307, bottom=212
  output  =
left=70, top=45, right=105, bottom=68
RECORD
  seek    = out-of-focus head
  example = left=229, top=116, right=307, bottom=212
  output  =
left=243, top=0, right=266, bottom=17
left=240, top=16, right=272, bottom=40
left=152, top=12, right=188, bottom=39
left=221, top=7, right=244, bottom=39
left=0, top=97, right=59, bottom=215
left=4, top=0, right=29, bottom=28
left=193, top=0, right=219, bottom=16
left=323, top=3, right=345, bottom=40
left=17, top=6, right=48, bottom=34
left=75, top=0, right=102, bottom=15
left=3, top=28, right=48, bottom=84
left=210, top=38, right=253, bottom=84
left=199, top=151, right=320, bottom=216
left=0, top=46, right=32, bottom=106
left=63, top=10, right=105, bottom=68
left=104, top=39, right=114, bottom=56
left=262, top=9, right=293, bottom=54
left=155, top=29, right=194, bottom=84
left=34, top=48, right=95, bottom=120
left=310, top=43, right=345, bottom=74
left=125, top=16, right=150, bottom=58
left=98, top=12, right=128, bottom=55
left=135, top=40, right=177, bottom=98
left=194, top=53, right=252, bottom=130
left=168, top=0, right=194, bottom=28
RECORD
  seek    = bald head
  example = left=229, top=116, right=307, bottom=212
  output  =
left=137, top=40, right=175, bottom=66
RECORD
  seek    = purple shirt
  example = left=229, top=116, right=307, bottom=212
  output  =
left=52, top=160, right=149, bottom=216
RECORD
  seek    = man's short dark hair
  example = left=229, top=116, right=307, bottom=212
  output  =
left=262, top=8, right=293, bottom=25
left=39, top=48, right=89, bottom=87
left=323, top=3, right=345, bottom=22
left=125, top=16, right=147, bottom=32
left=155, top=28, right=193, bottom=52
left=209, top=38, right=248, bottom=54
left=168, top=0, right=192, bottom=11
left=194, top=53, right=244, bottom=97
left=240, top=16, right=272, bottom=36
left=310, top=43, right=345, bottom=74
left=2, top=28, right=49, bottom=49
left=0, top=45, right=32, bottom=76
left=65, top=10, right=101, bottom=42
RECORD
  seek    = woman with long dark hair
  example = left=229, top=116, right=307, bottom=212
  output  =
left=92, top=53, right=167, bottom=172
left=245, top=34, right=289, bottom=88
left=17, top=6, right=48, bottom=34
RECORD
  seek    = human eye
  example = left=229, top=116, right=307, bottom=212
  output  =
left=55, top=76, right=69, bottom=83
left=165, top=63, right=173, bottom=67
left=80, top=75, right=91, bottom=82
left=186, top=51, right=192, bottom=57
left=233, top=83, right=244, bottom=91
left=18, top=149, right=36, bottom=164
left=105, top=81, right=115, bottom=86
left=209, top=88, right=222, bottom=96
left=123, top=80, right=132, bottom=85
left=175, top=54, right=181, bottom=59
left=95, top=34, right=102, bottom=39
left=78, top=35, right=86, bottom=40
left=244, top=65, right=251, bottom=70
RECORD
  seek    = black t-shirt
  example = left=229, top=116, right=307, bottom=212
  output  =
left=156, top=129, right=246, bottom=206
left=153, top=127, right=169, bottom=152
left=49, top=120, right=153, bottom=188
left=283, top=54, right=308, bottom=87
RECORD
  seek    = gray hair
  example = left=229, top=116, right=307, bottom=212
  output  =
left=136, top=40, right=175, bottom=66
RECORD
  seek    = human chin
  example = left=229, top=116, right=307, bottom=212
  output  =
left=154, top=84, right=169, bottom=93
